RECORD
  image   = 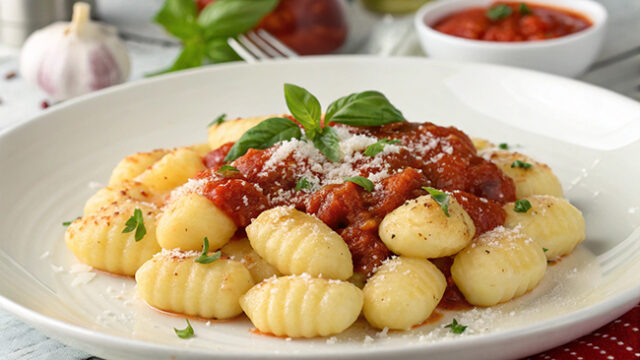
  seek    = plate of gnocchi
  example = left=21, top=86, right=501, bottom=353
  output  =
left=1, top=56, right=640, bottom=360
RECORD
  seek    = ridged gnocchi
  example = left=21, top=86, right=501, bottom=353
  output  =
left=207, top=115, right=272, bottom=150
left=379, top=195, right=475, bottom=259
left=483, top=149, right=563, bottom=198
left=240, top=275, right=363, bottom=337
left=246, top=206, right=353, bottom=280
left=109, top=149, right=168, bottom=186
left=504, top=195, right=585, bottom=260
left=221, top=237, right=281, bottom=283
left=451, top=227, right=547, bottom=306
left=156, top=192, right=237, bottom=251
left=363, top=257, right=446, bottom=330
left=135, top=148, right=205, bottom=192
left=65, top=200, right=161, bottom=276
left=84, top=180, right=161, bottom=216
left=136, top=250, right=254, bottom=319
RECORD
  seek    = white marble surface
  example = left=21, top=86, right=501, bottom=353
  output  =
left=0, top=0, right=639, bottom=359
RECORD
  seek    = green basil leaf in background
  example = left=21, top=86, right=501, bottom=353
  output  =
left=205, top=37, right=242, bottom=63
left=312, top=127, right=341, bottom=162
left=344, top=176, right=374, bottom=192
left=364, top=138, right=401, bottom=157
left=225, top=117, right=302, bottom=162
left=154, top=0, right=200, bottom=40
left=519, top=3, right=533, bottom=15
left=198, top=0, right=278, bottom=39
left=325, top=91, right=404, bottom=126
left=284, top=83, right=323, bottom=138
left=487, top=4, right=512, bottom=20
left=147, top=40, right=205, bottom=76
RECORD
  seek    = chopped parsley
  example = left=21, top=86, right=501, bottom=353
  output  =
left=62, top=221, right=72, bottom=226
left=498, top=143, right=509, bottom=150
left=122, top=208, right=146, bottom=241
left=445, top=318, right=467, bottom=334
left=519, top=3, right=533, bottom=15
left=363, top=138, right=401, bottom=157
left=514, top=199, right=532, bottom=213
left=543, top=247, right=549, bottom=252
left=487, top=4, right=512, bottom=20
left=344, top=176, right=374, bottom=192
left=295, top=177, right=313, bottom=191
left=174, top=319, right=194, bottom=339
left=195, top=237, right=221, bottom=264
left=422, top=187, right=451, bottom=217
left=208, top=113, right=226, bottom=127
left=511, top=160, right=532, bottom=169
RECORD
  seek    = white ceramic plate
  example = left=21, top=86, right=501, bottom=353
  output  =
left=1, top=57, right=639, bottom=360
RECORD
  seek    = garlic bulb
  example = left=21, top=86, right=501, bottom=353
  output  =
left=20, top=2, right=130, bottom=101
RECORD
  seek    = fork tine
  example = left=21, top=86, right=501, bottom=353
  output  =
left=247, top=31, right=284, bottom=58
left=237, top=34, right=270, bottom=60
left=227, top=37, right=258, bottom=63
left=256, top=29, right=299, bottom=58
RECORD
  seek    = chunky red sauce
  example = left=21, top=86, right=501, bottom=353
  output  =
left=433, top=2, right=592, bottom=42
left=198, top=121, right=515, bottom=275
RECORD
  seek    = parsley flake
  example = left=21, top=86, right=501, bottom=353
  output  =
left=174, top=319, right=194, bottom=339
left=195, top=237, right=221, bottom=264
left=498, top=143, right=509, bottom=150
left=422, top=187, right=451, bottom=217
left=344, top=176, right=374, bottom=192
left=445, top=318, right=467, bottom=334
left=122, top=208, right=146, bottom=241
left=62, top=221, right=72, bottom=226
left=511, top=160, right=532, bottom=169
left=295, top=177, right=313, bottom=191
left=514, top=199, right=532, bottom=213
left=543, top=247, right=549, bottom=252
left=364, top=139, right=401, bottom=157
left=487, top=4, right=512, bottom=20
left=208, top=113, right=226, bottom=127
left=519, top=3, right=533, bottom=15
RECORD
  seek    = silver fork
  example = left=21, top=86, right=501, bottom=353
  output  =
left=227, top=29, right=299, bottom=63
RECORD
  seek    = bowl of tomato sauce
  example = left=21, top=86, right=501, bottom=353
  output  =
left=414, top=0, right=607, bottom=77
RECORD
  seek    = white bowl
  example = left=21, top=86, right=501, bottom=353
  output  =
left=414, top=0, right=607, bottom=77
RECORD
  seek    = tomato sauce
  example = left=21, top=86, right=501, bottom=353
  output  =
left=433, top=2, right=592, bottom=42
left=198, top=121, right=515, bottom=275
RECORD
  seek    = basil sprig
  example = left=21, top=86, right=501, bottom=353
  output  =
left=519, top=3, right=533, bottom=15
left=295, top=177, right=313, bottom=191
left=208, top=113, right=226, bottom=127
left=195, top=237, right=222, bottom=264
left=514, top=199, right=532, bottom=213
left=224, top=83, right=404, bottom=162
left=344, top=176, right=374, bottom=192
left=445, top=318, right=467, bottom=334
left=152, top=0, right=277, bottom=75
left=174, top=319, right=194, bottom=339
left=122, top=208, right=147, bottom=241
left=423, top=187, right=451, bottom=217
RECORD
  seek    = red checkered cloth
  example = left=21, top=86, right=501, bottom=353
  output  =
left=526, top=303, right=640, bottom=360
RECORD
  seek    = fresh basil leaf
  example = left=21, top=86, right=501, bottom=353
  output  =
left=198, top=0, right=277, bottom=39
left=519, top=3, right=533, bottom=15
left=217, top=165, right=240, bottom=177
left=174, top=319, right=194, bottom=339
left=205, top=37, right=242, bottom=63
left=498, top=143, right=509, bottom=150
left=295, top=177, right=312, bottom=191
left=543, top=247, right=549, bottom=252
left=487, top=4, right=512, bottom=20
left=122, top=208, right=146, bottom=241
left=364, top=138, right=401, bottom=157
left=208, top=113, right=226, bottom=127
left=514, top=199, right=532, bottom=213
left=147, top=40, right=205, bottom=76
left=445, top=318, right=467, bottom=334
left=511, top=160, right=532, bottom=169
left=422, top=187, right=451, bottom=217
left=154, top=0, right=200, bottom=40
left=344, top=176, right=374, bottom=192
left=225, top=117, right=302, bottom=162
left=195, top=237, right=222, bottom=264
left=324, top=91, right=404, bottom=127
left=284, top=83, right=323, bottom=138
left=312, top=127, right=341, bottom=162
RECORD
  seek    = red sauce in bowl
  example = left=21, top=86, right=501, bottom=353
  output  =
left=432, top=1, right=592, bottom=42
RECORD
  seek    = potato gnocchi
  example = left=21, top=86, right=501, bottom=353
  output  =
left=67, top=88, right=587, bottom=339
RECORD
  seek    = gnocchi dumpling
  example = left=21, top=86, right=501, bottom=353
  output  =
left=135, top=148, right=205, bottom=192
left=504, top=195, right=585, bottom=260
left=84, top=180, right=161, bottom=216
left=189, top=143, right=212, bottom=157
left=65, top=200, right=161, bottom=276
left=379, top=194, right=475, bottom=259
left=207, top=115, right=272, bottom=150
left=246, top=206, right=353, bottom=280
left=136, top=250, right=254, bottom=319
left=156, top=192, right=237, bottom=251
left=451, top=227, right=547, bottom=306
left=471, top=137, right=494, bottom=151
left=483, top=149, right=563, bottom=198
left=221, top=237, right=281, bottom=283
left=240, top=275, right=363, bottom=338
left=109, top=149, right=168, bottom=186
left=363, top=257, right=446, bottom=330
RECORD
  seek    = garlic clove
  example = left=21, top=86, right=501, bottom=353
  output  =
left=20, top=2, right=130, bottom=101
